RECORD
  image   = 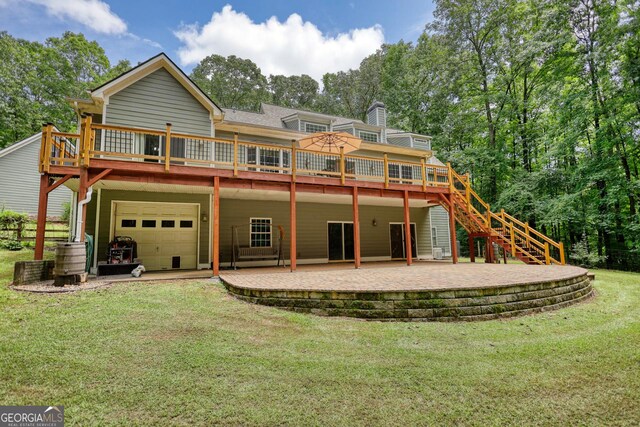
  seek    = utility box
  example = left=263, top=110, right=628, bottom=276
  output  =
left=433, top=248, right=443, bottom=260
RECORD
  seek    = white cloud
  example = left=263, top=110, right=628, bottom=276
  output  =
left=174, top=4, right=384, bottom=82
left=26, top=0, right=127, bottom=35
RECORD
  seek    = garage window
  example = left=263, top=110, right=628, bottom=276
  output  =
left=121, top=219, right=136, bottom=228
left=162, top=220, right=175, bottom=228
left=250, top=218, right=272, bottom=247
left=180, top=220, right=193, bottom=228
left=142, top=220, right=156, bottom=228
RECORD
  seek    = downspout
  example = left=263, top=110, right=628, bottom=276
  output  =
left=74, top=187, right=93, bottom=242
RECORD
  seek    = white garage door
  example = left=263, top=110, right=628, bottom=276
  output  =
left=113, top=202, right=199, bottom=271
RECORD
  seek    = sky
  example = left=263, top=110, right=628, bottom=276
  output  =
left=0, top=0, right=436, bottom=81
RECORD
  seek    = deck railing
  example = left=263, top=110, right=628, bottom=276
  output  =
left=39, top=118, right=450, bottom=189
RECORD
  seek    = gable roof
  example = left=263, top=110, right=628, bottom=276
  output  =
left=222, top=103, right=364, bottom=129
left=0, top=130, right=58, bottom=159
left=91, top=53, right=223, bottom=118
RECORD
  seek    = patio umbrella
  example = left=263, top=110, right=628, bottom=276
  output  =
left=298, top=132, right=362, bottom=154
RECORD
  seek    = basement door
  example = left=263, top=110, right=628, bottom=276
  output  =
left=389, top=223, right=417, bottom=259
left=327, top=222, right=354, bottom=261
left=113, top=201, right=198, bottom=271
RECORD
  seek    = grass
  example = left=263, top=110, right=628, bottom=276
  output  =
left=1, top=249, right=638, bottom=426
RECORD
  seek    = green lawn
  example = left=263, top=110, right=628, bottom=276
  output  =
left=1, top=249, right=638, bottom=426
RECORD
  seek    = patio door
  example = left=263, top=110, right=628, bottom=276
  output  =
left=389, top=223, right=417, bottom=259
left=328, top=222, right=354, bottom=261
left=143, top=135, right=185, bottom=163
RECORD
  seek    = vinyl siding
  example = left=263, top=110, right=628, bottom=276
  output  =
left=282, top=119, right=299, bottom=131
left=413, top=138, right=431, bottom=150
left=387, top=135, right=412, bottom=148
left=0, top=136, right=71, bottom=216
left=218, top=199, right=430, bottom=262
left=86, top=190, right=210, bottom=266
left=105, top=68, right=211, bottom=136
left=367, top=107, right=386, bottom=127
left=428, top=205, right=452, bottom=256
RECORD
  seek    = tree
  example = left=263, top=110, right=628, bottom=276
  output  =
left=268, top=74, right=318, bottom=109
left=190, top=54, right=269, bottom=111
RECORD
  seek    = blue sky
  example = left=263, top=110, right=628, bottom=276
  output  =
left=0, top=0, right=435, bottom=80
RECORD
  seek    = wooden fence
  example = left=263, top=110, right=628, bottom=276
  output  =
left=1, top=220, right=69, bottom=243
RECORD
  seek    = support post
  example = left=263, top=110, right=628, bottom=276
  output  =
left=510, top=223, right=516, bottom=257
left=383, top=154, right=389, bottom=189
left=82, top=115, right=92, bottom=167
left=559, top=242, right=566, bottom=265
left=34, top=174, right=49, bottom=260
left=290, top=182, right=297, bottom=271
left=448, top=194, right=458, bottom=264
left=544, top=242, right=550, bottom=265
left=403, top=190, right=412, bottom=266
left=43, top=123, right=53, bottom=173
left=164, top=123, right=172, bottom=172
left=78, top=167, right=88, bottom=242
left=291, top=140, right=297, bottom=182
left=339, top=146, right=346, bottom=185
left=212, top=176, right=220, bottom=277
left=469, top=234, right=475, bottom=263
left=421, top=158, right=427, bottom=191
left=233, top=132, right=239, bottom=177
left=353, top=186, right=361, bottom=268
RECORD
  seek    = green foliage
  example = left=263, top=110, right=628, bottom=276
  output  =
left=570, top=238, right=606, bottom=268
left=268, top=74, right=318, bottom=109
left=0, top=240, right=22, bottom=251
left=61, top=202, right=71, bottom=223
left=0, top=210, right=29, bottom=230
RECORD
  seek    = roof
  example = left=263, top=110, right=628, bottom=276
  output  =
left=90, top=53, right=223, bottom=118
left=0, top=130, right=58, bottom=159
left=222, top=103, right=363, bottom=129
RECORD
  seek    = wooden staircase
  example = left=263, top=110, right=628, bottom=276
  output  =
left=446, top=166, right=566, bottom=265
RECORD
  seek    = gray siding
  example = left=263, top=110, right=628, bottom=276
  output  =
left=428, top=205, right=452, bottom=256
left=106, top=68, right=211, bottom=136
left=0, top=136, right=71, bottom=216
left=367, top=107, right=386, bottom=127
left=283, top=119, right=299, bottom=131
left=413, top=138, right=431, bottom=150
left=86, top=190, right=210, bottom=266
left=387, top=135, right=412, bottom=148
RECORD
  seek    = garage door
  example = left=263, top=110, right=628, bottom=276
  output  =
left=113, top=202, right=199, bottom=271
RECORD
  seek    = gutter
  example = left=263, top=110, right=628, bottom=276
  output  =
left=74, top=187, right=93, bottom=242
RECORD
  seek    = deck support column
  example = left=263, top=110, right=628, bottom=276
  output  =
left=290, top=182, right=297, bottom=271
left=78, top=167, right=88, bottom=242
left=448, top=194, right=458, bottom=264
left=34, top=174, right=49, bottom=260
left=352, top=186, right=361, bottom=269
left=469, top=234, right=475, bottom=263
left=212, top=176, right=220, bottom=277
left=403, top=190, right=412, bottom=266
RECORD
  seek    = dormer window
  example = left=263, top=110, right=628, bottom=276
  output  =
left=305, top=122, right=328, bottom=133
left=359, top=131, right=379, bottom=143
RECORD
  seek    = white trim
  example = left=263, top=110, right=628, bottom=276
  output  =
left=93, top=188, right=102, bottom=269
left=304, top=122, right=328, bottom=133
left=249, top=217, right=273, bottom=248
left=0, top=132, right=42, bottom=158
left=358, top=130, right=379, bottom=143
left=388, top=222, right=418, bottom=259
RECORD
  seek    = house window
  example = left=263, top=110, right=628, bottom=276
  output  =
left=305, top=122, right=328, bottom=133
left=413, top=138, right=431, bottom=150
left=250, top=218, right=272, bottom=247
left=432, top=227, right=438, bottom=248
left=359, top=131, right=379, bottom=143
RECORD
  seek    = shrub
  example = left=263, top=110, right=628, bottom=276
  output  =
left=0, top=239, right=23, bottom=251
left=0, top=209, right=29, bottom=230
left=570, top=238, right=606, bottom=268
left=61, top=202, right=71, bottom=222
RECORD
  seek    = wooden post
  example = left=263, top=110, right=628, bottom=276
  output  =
left=78, top=167, right=88, bottom=242
left=164, top=123, right=172, bottom=172
left=233, top=132, right=239, bottom=177
left=43, top=123, right=53, bottom=173
left=340, top=146, right=346, bottom=185
left=486, top=203, right=491, bottom=228
left=510, top=223, right=516, bottom=257
left=290, top=182, right=297, bottom=271
left=469, top=234, right=475, bottom=263
left=421, top=158, right=427, bottom=191
left=291, top=140, right=297, bottom=182
left=39, top=124, right=47, bottom=173
left=403, top=190, right=412, bottom=266
left=212, top=176, right=220, bottom=277
left=544, top=242, right=550, bottom=265
left=559, top=242, right=566, bottom=265
left=34, top=174, right=49, bottom=260
left=383, top=154, right=389, bottom=188
left=447, top=162, right=454, bottom=191
left=82, top=115, right=92, bottom=167
left=448, top=194, right=458, bottom=264
left=353, top=186, right=361, bottom=268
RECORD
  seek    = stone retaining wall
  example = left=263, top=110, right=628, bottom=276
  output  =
left=13, top=260, right=55, bottom=285
left=223, top=274, right=593, bottom=321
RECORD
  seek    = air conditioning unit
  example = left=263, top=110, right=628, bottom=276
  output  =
left=433, top=247, right=443, bottom=260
